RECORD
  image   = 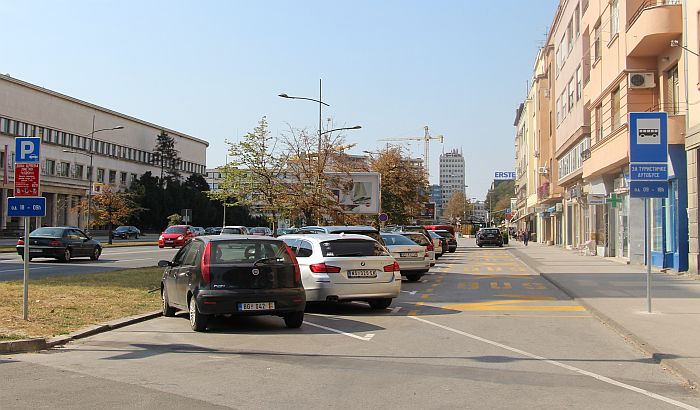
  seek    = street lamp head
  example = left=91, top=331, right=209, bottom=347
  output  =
left=112, top=126, right=124, bottom=130
left=350, top=125, right=362, bottom=130
left=278, top=93, right=290, bottom=98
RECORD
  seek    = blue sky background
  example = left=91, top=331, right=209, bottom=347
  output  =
left=2, top=0, right=557, bottom=199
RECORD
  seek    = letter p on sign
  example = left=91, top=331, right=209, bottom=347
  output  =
left=15, top=137, right=41, bottom=163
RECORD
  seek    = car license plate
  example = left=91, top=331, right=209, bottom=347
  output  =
left=348, top=269, right=377, bottom=278
left=400, top=252, right=418, bottom=257
left=238, top=302, right=275, bottom=311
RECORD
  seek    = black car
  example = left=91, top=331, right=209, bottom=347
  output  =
left=16, top=226, right=102, bottom=262
left=204, top=227, right=223, bottom=235
left=111, top=225, right=141, bottom=239
left=159, top=236, right=306, bottom=332
left=476, top=228, right=504, bottom=247
left=434, top=230, right=457, bottom=253
left=428, top=230, right=448, bottom=256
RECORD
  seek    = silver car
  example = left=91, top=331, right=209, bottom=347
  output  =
left=399, top=231, right=436, bottom=267
left=380, top=233, right=431, bottom=282
left=280, top=234, right=401, bottom=309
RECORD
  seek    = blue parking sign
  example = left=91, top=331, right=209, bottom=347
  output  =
left=7, top=196, right=46, bottom=217
left=15, top=137, right=41, bottom=163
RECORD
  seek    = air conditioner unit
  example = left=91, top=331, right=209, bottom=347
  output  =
left=538, top=166, right=549, bottom=175
left=628, top=72, right=655, bottom=89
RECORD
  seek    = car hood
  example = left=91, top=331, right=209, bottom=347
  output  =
left=161, top=233, right=185, bottom=238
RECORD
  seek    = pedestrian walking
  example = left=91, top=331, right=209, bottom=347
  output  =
left=523, top=230, right=529, bottom=246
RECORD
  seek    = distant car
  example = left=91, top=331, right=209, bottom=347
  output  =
left=159, top=235, right=306, bottom=331
left=428, top=230, right=448, bottom=256
left=298, top=225, right=385, bottom=245
left=400, top=231, right=436, bottom=267
left=191, top=227, right=206, bottom=236
left=384, top=225, right=431, bottom=240
left=380, top=233, right=430, bottom=282
left=16, top=226, right=101, bottom=262
left=423, top=224, right=456, bottom=237
left=221, top=226, right=249, bottom=235
left=111, top=225, right=141, bottom=239
left=249, top=227, right=273, bottom=236
left=276, top=227, right=299, bottom=236
left=205, top=227, right=223, bottom=235
left=433, top=230, right=457, bottom=253
left=476, top=227, right=504, bottom=247
left=158, top=225, right=195, bottom=248
left=280, top=233, right=401, bottom=309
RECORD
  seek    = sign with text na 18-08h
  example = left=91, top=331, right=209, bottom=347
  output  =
left=629, top=112, right=668, bottom=198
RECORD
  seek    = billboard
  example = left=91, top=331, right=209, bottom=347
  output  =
left=494, top=171, right=516, bottom=180
left=327, top=172, right=381, bottom=214
left=417, top=202, right=436, bottom=220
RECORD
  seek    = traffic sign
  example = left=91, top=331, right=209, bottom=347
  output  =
left=629, top=112, right=668, bottom=199
left=629, top=163, right=668, bottom=181
left=378, top=213, right=389, bottom=222
left=14, top=137, right=41, bottom=164
left=14, top=163, right=40, bottom=197
left=630, top=181, right=668, bottom=198
left=7, top=196, right=46, bottom=217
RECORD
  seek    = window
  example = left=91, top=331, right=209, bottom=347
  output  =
left=109, top=170, right=116, bottom=184
left=575, top=3, right=581, bottom=38
left=567, top=20, right=573, bottom=53
left=561, top=91, right=568, bottom=120
left=58, top=161, right=70, bottom=177
left=594, top=23, right=602, bottom=61
left=97, top=168, right=105, bottom=183
left=610, top=0, right=619, bottom=37
left=576, top=65, right=582, bottom=101
left=74, top=164, right=84, bottom=179
left=568, top=78, right=575, bottom=111
left=666, top=65, right=680, bottom=114
left=130, top=173, right=138, bottom=184
left=595, top=103, right=603, bottom=141
left=45, top=159, right=55, bottom=175
left=120, top=171, right=127, bottom=185
left=611, top=87, right=621, bottom=130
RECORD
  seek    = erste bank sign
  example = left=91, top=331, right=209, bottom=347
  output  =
left=494, top=171, right=516, bottom=180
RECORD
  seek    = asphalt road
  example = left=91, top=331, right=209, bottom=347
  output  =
left=0, top=245, right=178, bottom=281
left=3, top=239, right=699, bottom=409
left=0, top=234, right=156, bottom=246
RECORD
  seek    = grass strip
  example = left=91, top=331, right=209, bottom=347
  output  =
left=0, top=266, right=163, bottom=340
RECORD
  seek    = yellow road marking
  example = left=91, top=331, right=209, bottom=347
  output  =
left=408, top=310, right=418, bottom=316
left=426, top=288, right=434, bottom=293
left=522, top=282, right=547, bottom=290
left=444, top=303, right=586, bottom=312
left=494, top=294, right=556, bottom=300
left=458, top=282, right=480, bottom=289
left=421, top=294, right=430, bottom=299
left=490, top=282, right=512, bottom=289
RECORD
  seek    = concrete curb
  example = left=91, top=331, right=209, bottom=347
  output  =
left=509, top=247, right=699, bottom=389
left=2, top=310, right=162, bottom=354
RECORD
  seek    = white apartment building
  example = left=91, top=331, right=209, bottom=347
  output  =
left=438, top=149, right=465, bottom=211
left=0, top=74, right=208, bottom=232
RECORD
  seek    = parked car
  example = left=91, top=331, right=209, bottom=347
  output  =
left=249, top=227, right=273, bottom=236
left=279, top=234, right=401, bottom=309
left=384, top=225, right=431, bottom=241
left=111, top=225, right=141, bottom=239
left=380, top=233, right=431, bottom=281
left=423, top=224, right=456, bottom=237
left=191, top=227, right=206, bottom=236
left=276, top=227, right=298, bottom=236
left=433, top=230, right=457, bottom=253
left=400, top=231, right=436, bottom=267
left=428, top=230, right=448, bottom=256
left=205, top=227, right=223, bottom=235
left=476, top=227, right=504, bottom=247
left=298, top=225, right=384, bottom=245
left=158, top=225, right=195, bottom=248
left=159, top=235, right=306, bottom=331
left=16, top=226, right=102, bottom=262
left=221, top=226, right=249, bottom=235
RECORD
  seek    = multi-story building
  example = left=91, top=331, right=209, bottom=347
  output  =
left=429, top=184, right=443, bottom=217
left=582, top=0, right=687, bottom=270
left=0, top=74, right=208, bottom=233
left=513, top=78, right=538, bottom=237
left=438, top=148, right=465, bottom=211
left=685, top=0, right=700, bottom=273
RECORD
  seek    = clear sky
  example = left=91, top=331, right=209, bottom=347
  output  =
left=2, top=0, right=558, bottom=200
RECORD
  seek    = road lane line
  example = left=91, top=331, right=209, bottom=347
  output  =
left=411, top=316, right=699, bottom=410
left=303, top=320, right=374, bottom=341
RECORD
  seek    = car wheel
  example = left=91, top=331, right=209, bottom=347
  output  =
left=135, top=234, right=139, bottom=239
left=162, top=286, right=176, bottom=317
left=20, top=254, right=32, bottom=262
left=158, top=245, right=164, bottom=248
left=62, top=248, right=71, bottom=263
left=405, top=273, right=422, bottom=282
left=189, top=295, right=209, bottom=332
left=284, top=311, right=304, bottom=328
left=478, top=244, right=483, bottom=248
left=449, top=249, right=456, bottom=253
left=90, top=247, right=101, bottom=261
left=368, top=298, right=392, bottom=310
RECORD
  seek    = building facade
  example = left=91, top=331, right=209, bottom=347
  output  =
left=438, top=149, right=465, bottom=212
left=0, top=74, right=208, bottom=233
left=685, top=0, right=700, bottom=273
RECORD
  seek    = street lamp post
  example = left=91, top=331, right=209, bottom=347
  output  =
left=64, top=116, right=123, bottom=234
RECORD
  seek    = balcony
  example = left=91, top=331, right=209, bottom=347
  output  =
left=626, top=1, right=681, bottom=57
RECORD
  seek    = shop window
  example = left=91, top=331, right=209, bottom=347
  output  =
left=109, top=170, right=116, bottom=184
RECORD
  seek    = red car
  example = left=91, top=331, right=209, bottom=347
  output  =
left=158, top=225, right=195, bottom=248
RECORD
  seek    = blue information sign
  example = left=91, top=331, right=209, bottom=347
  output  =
left=7, top=196, right=46, bottom=217
left=629, top=112, right=668, bottom=199
left=14, top=137, right=41, bottom=164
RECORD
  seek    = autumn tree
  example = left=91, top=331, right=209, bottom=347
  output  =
left=369, top=145, right=428, bottom=225
left=444, top=191, right=467, bottom=223
left=92, top=185, right=138, bottom=244
left=484, top=180, right=515, bottom=226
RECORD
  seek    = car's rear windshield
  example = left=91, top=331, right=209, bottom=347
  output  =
left=481, top=229, right=500, bottom=234
left=165, top=226, right=186, bottom=234
left=211, top=240, right=292, bottom=264
left=222, top=227, right=244, bottom=234
left=402, top=233, right=429, bottom=246
left=435, top=231, right=455, bottom=239
left=30, top=227, right=65, bottom=237
left=250, top=227, right=269, bottom=233
left=328, top=229, right=381, bottom=242
left=381, top=234, right=417, bottom=246
left=320, top=239, right=389, bottom=257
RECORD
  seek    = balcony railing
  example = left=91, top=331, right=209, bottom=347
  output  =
left=627, top=0, right=681, bottom=30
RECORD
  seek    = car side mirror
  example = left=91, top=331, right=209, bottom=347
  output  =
left=158, top=260, right=172, bottom=267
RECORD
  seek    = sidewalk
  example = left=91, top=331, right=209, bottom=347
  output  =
left=509, top=241, right=700, bottom=388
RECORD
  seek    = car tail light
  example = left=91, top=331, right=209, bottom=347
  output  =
left=424, top=251, right=429, bottom=258
left=201, top=242, right=212, bottom=283
left=310, top=263, right=341, bottom=273
left=383, top=261, right=400, bottom=272
left=49, top=240, right=61, bottom=247
left=426, top=242, right=434, bottom=251
left=17, top=239, right=24, bottom=245
left=283, top=243, right=302, bottom=285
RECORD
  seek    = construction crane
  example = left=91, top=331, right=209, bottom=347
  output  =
left=378, top=126, right=444, bottom=180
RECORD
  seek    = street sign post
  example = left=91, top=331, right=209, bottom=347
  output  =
left=629, top=112, right=668, bottom=313
left=182, top=208, right=192, bottom=224
left=13, top=136, right=42, bottom=320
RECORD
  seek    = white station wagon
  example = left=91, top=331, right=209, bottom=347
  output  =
left=280, top=234, right=401, bottom=309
